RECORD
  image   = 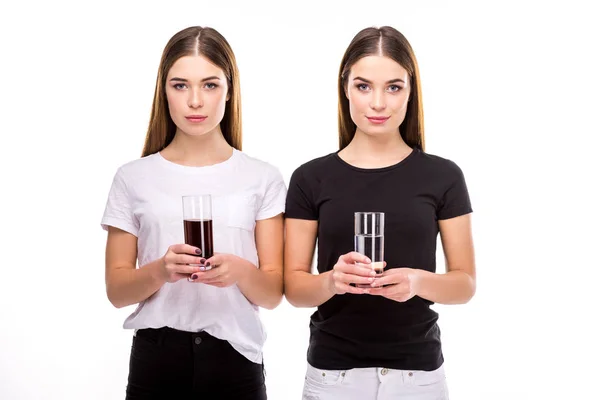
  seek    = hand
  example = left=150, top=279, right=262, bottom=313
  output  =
left=189, top=253, right=252, bottom=288
left=159, top=244, right=205, bottom=283
left=328, top=251, right=380, bottom=295
left=368, top=268, right=421, bottom=302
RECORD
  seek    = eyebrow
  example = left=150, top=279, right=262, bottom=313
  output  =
left=353, top=76, right=405, bottom=84
left=169, top=76, right=222, bottom=82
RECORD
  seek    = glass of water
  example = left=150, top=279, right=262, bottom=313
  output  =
left=354, top=212, right=385, bottom=287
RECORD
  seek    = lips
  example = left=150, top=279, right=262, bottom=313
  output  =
left=367, top=116, right=390, bottom=124
left=185, top=115, right=207, bottom=122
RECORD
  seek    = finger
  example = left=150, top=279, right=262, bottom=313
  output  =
left=203, top=255, right=220, bottom=266
left=174, top=272, right=190, bottom=280
left=354, top=262, right=379, bottom=271
left=335, top=264, right=378, bottom=277
left=338, top=283, right=371, bottom=295
left=369, top=285, right=402, bottom=297
left=370, top=274, right=403, bottom=287
left=339, top=252, right=371, bottom=265
left=193, top=268, right=221, bottom=281
left=173, top=254, right=206, bottom=265
left=172, top=265, right=204, bottom=276
left=335, top=272, right=376, bottom=285
left=169, top=244, right=203, bottom=256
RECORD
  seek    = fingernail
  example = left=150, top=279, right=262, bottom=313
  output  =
left=199, top=258, right=206, bottom=264
left=199, top=267, right=206, bottom=272
left=204, top=266, right=212, bottom=271
left=190, top=274, right=198, bottom=280
left=365, top=258, right=371, bottom=264
left=195, top=249, right=202, bottom=255
left=370, top=271, right=377, bottom=276
left=205, top=262, right=211, bottom=267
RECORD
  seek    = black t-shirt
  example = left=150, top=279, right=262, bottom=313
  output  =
left=285, top=147, right=472, bottom=371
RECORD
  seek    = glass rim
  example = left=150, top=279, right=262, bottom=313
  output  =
left=182, top=194, right=212, bottom=199
left=354, top=211, right=385, bottom=216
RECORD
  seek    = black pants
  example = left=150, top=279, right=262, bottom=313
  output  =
left=126, top=327, right=267, bottom=400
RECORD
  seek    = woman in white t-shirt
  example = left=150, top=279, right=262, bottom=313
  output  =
left=101, top=26, right=286, bottom=400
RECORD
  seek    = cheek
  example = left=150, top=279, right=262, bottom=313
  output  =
left=391, top=93, right=410, bottom=113
left=212, top=91, right=228, bottom=115
left=166, top=91, right=183, bottom=115
left=348, top=92, right=368, bottom=114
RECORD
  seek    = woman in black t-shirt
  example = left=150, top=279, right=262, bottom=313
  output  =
left=284, top=26, right=476, bottom=400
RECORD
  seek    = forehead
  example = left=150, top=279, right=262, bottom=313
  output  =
left=349, top=56, right=409, bottom=81
left=167, top=55, right=226, bottom=80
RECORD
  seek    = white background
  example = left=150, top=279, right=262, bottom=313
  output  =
left=1, top=0, right=599, bottom=399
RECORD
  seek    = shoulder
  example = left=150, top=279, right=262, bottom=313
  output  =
left=236, top=151, right=280, bottom=176
left=110, top=154, right=160, bottom=185
left=413, top=149, right=466, bottom=179
left=115, top=154, right=159, bottom=176
left=291, top=153, right=338, bottom=179
left=235, top=150, right=285, bottom=184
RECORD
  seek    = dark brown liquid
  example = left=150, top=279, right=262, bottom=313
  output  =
left=184, top=219, right=214, bottom=258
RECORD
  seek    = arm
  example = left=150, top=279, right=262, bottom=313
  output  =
left=236, top=214, right=285, bottom=310
left=283, top=219, right=375, bottom=308
left=196, top=214, right=285, bottom=310
left=283, top=218, right=333, bottom=308
left=416, top=213, right=476, bottom=304
left=369, top=214, right=476, bottom=305
left=105, top=226, right=204, bottom=308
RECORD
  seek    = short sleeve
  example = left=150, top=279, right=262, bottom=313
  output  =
left=437, top=162, right=473, bottom=220
left=100, top=168, right=139, bottom=236
left=285, top=166, right=318, bottom=220
left=256, top=166, right=287, bottom=221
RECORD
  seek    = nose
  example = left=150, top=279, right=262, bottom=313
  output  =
left=188, top=88, right=203, bottom=109
left=369, top=89, right=386, bottom=111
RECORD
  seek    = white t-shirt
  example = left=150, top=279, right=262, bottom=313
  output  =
left=101, top=149, right=286, bottom=363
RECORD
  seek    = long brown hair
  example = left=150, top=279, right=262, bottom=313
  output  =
left=338, top=26, right=425, bottom=151
left=142, top=26, right=242, bottom=157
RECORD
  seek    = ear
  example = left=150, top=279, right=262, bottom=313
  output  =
left=226, top=91, right=231, bottom=101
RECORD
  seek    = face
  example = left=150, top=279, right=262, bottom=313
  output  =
left=346, top=55, right=411, bottom=138
left=165, top=55, right=229, bottom=137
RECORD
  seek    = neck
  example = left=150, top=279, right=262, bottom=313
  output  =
left=161, top=127, right=233, bottom=167
left=348, top=127, right=411, bottom=152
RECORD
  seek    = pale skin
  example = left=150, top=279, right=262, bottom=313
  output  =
left=105, top=55, right=284, bottom=310
left=284, top=55, right=475, bottom=307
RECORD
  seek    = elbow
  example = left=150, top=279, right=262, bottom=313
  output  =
left=284, top=295, right=303, bottom=308
left=106, top=286, right=128, bottom=309
left=257, top=281, right=284, bottom=310
left=108, top=296, right=126, bottom=309
left=283, top=288, right=307, bottom=308
left=461, top=276, right=477, bottom=304
left=262, top=295, right=283, bottom=310
left=282, top=279, right=301, bottom=308
left=262, top=286, right=284, bottom=310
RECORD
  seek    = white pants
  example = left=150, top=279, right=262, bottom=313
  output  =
left=302, top=363, right=448, bottom=400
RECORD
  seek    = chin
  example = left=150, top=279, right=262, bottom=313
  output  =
left=190, top=129, right=215, bottom=137
left=359, top=125, right=390, bottom=136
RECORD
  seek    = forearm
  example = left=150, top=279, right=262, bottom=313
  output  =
left=284, top=270, right=334, bottom=308
left=415, top=269, right=476, bottom=304
left=106, top=259, right=165, bottom=308
left=237, top=261, right=284, bottom=310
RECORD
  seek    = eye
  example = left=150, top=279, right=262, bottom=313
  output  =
left=356, top=83, right=370, bottom=91
left=205, top=82, right=218, bottom=89
left=173, top=83, right=187, bottom=90
left=388, top=85, right=402, bottom=92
